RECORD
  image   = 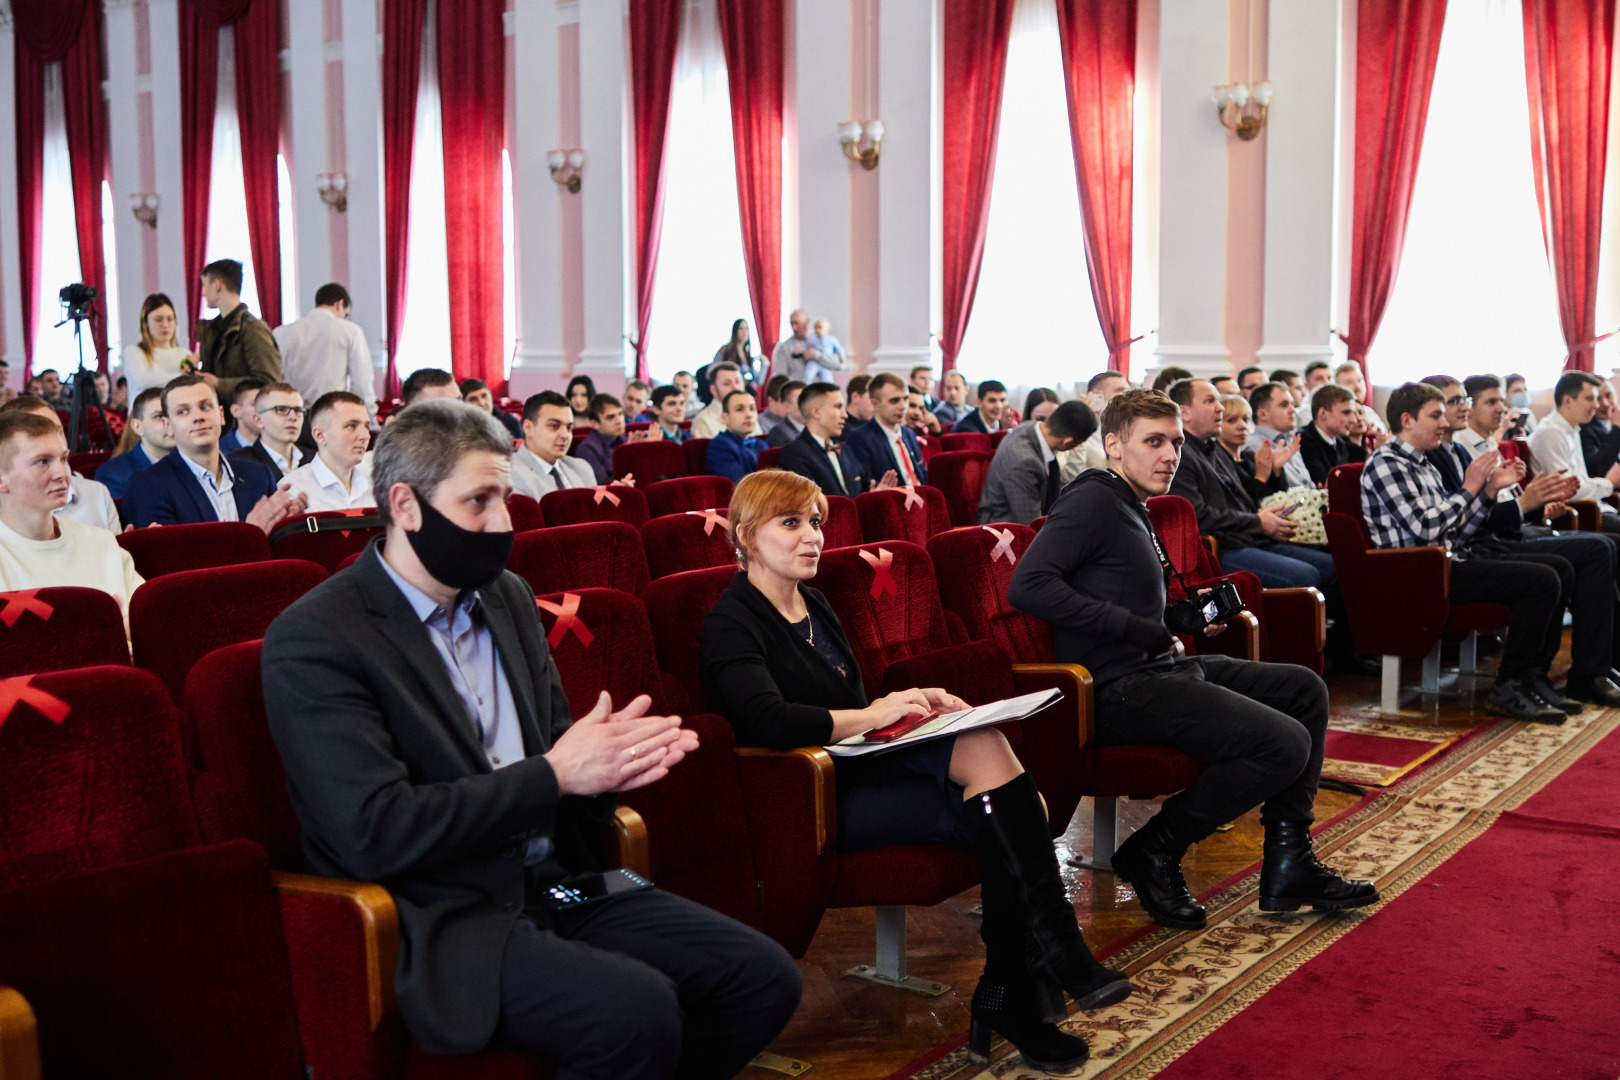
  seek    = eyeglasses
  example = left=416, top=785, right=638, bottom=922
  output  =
left=1444, top=396, right=1471, bottom=407
left=259, top=404, right=306, bottom=418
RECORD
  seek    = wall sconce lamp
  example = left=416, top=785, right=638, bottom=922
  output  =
left=129, top=193, right=159, bottom=229
left=1211, top=81, right=1272, bottom=141
left=838, top=120, right=884, bottom=170
left=315, top=173, right=348, bottom=212
left=548, top=150, right=585, bottom=193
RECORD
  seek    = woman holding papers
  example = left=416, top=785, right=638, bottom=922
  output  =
left=700, top=472, right=1131, bottom=1072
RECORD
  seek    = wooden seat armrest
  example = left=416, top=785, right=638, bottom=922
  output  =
left=0, top=987, right=40, bottom=1080
left=272, top=872, right=399, bottom=1031
left=613, top=805, right=651, bottom=878
left=1232, top=610, right=1261, bottom=660
left=734, top=746, right=837, bottom=854
left=1010, top=663, right=1094, bottom=753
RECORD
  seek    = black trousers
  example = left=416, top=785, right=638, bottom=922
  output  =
left=1491, top=533, right=1615, bottom=680
left=497, top=887, right=801, bottom=1080
left=1447, top=556, right=1563, bottom=682
left=1093, top=655, right=1329, bottom=843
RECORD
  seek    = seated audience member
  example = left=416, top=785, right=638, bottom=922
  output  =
left=36, top=369, right=65, bottom=408
left=622, top=379, right=653, bottom=422
left=953, top=380, right=1009, bottom=435
left=845, top=374, right=876, bottom=425
left=691, top=363, right=761, bottom=439
left=0, top=410, right=143, bottom=621
left=1295, top=360, right=1334, bottom=426
left=1023, top=388, right=1059, bottom=425
left=779, top=382, right=887, bottom=497
left=263, top=400, right=800, bottom=1070
left=758, top=375, right=793, bottom=437
left=0, top=397, right=121, bottom=531
left=231, top=382, right=307, bottom=481
left=1529, top=370, right=1620, bottom=532
left=220, top=376, right=267, bottom=455
left=97, top=387, right=173, bottom=499
left=1505, top=373, right=1538, bottom=434
left=774, top=309, right=840, bottom=383
left=933, top=371, right=972, bottom=426
left=400, top=368, right=462, bottom=410
left=978, top=401, right=1096, bottom=525
left=648, top=384, right=691, bottom=442
left=123, top=375, right=307, bottom=531
left=1581, top=378, right=1620, bottom=480
left=1297, top=384, right=1366, bottom=485
left=1244, top=382, right=1312, bottom=489
left=110, top=376, right=130, bottom=414
left=1071, top=370, right=1131, bottom=477
left=283, top=392, right=376, bottom=512
left=1215, top=394, right=1288, bottom=502
left=706, top=391, right=767, bottom=484
left=1210, top=375, right=1238, bottom=396
left=1334, top=362, right=1388, bottom=433
left=845, top=373, right=928, bottom=487
left=805, top=318, right=847, bottom=384
left=1150, top=366, right=1193, bottom=393
left=1419, top=375, right=1620, bottom=710
left=672, top=370, right=703, bottom=418
left=1236, top=366, right=1267, bottom=393
left=766, top=382, right=809, bottom=448
left=1010, top=388, right=1375, bottom=931
left=1455, top=374, right=1509, bottom=457
left=566, top=376, right=597, bottom=425
left=703, top=470, right=1130, bottom=1070
left=909, top=365, right=939, bottom=412
left=711, top=320, right=761, bottom=397
left=575, top=394, right=637, bottom=486
left=1272, top=369, right=1305, bottom=410
left=906, top=387, right=943, bottom=437
left=509, top=391, right=604, bottom=499
left=461, top=378, right=525, bottom=440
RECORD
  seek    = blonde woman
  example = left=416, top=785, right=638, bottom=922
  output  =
left=121, top=293, right=196, bottom=403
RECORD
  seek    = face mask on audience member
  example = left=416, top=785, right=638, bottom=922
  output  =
left=1509, top=390, right=1530, bottom=410
left=407, top=490, right=514, bottom=590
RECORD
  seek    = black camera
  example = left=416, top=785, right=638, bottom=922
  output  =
left=58, top=282, right=97, bottom=322
left=1164, top=578, right=1246, bottom=636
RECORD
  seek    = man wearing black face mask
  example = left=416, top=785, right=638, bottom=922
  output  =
left=261, top=400, right=801, bottom=1075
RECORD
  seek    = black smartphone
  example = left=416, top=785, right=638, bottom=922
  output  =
left=540, top=869, right=655, bottom=912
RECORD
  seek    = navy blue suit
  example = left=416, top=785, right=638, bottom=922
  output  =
left=95, top=444, right=158, bottom=500
left=123, top=448, right=279, bottom=527
left=1425, top=441, right=1525, bottom=535
left=951, top=408, right=1001, bottom=436
left=778, top=427, right=867, bottom=497
left=706, top=429, right=767, bottom=484
left=844, top=420, right=927, bottom=486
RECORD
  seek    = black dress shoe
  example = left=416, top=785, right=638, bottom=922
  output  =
left=1530, top=673, right=1583, bottom=715
left=1258, top=821, right=1380, bottom=913
left=1110, top=818, right=1207, bottom=930
left=1486, top=680, right=1567, bottom=724
left=1566, top=673, right=1620, bottom=709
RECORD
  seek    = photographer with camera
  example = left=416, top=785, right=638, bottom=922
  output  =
left=1009, top=388, right=1377, bottom=931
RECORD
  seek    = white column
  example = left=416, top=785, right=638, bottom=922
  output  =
left=576, top=0, right=629, bottom=383
left=0, top=7, right=24, bottom=377
left=341, top=0, right=386, bottom=374
left=795, top=0, right=852, bottom=365
left=511, top=0, right=566, bottom=382
left=1256, top=1, right=1337, bottom=372
left=146, top=0, right=189, bottom=333
left=1153, top=0, right=1228, bottom=378
left=871, top=0, right=937, bottom=376
left=104, top=0, right=146, bottom=354
left=286, top=0, right=329, bottom=311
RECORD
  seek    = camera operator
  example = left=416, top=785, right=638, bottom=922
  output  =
left=1009, top=389, right=1377, bottom=931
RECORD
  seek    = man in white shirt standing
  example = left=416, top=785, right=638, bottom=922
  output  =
left=1529, top=370, right=1620, bottom=533
left=273, top=283, right=378, bottom=423
left=284, top=392, right=376, bottom=512
left=508, top=391, right=603, bottom=499
left=0, top=397, right=121, bottom=531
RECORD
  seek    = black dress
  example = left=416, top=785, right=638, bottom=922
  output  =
left=700, top=573, right=969, bottom=852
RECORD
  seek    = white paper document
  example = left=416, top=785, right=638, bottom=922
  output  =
left=824, top=688, right=1063, bottom=757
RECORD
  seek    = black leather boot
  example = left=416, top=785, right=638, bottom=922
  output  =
left=968, top=773, right=1134, bottom=1010
left=1110, top=813, right=1207, bottom=930
left=1258, top=820, right=1379, bottom=913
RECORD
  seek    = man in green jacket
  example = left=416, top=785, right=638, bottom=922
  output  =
left=195, top=257, right=282, bottom=403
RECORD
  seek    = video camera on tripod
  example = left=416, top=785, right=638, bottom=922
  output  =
left=53, top=281, right=114, bottom=454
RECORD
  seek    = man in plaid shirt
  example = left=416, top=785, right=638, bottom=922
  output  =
left=1361, top=381, right=1569, bottom=723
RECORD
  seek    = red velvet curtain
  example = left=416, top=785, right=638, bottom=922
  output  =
left=1057, top=0, right=1137, bottom=378
left=438, top=0, right=507, bottom=393
left=13, top=0, right=108, bottom=373
left=716, top=0, right=784, bottom=402
left=939, top=0, right=1016, bottom=376
left=629, top=0, right=683, bottom=383
left=381, top=0, right=426, bottom=397
left=179, top=0, right=284, bottom=337
left=1523, top=0, right=1614, bottom=373
left=1343, top=0, right=1448, bottom=398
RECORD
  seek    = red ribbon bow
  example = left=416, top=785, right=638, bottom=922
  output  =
left=0, top=590, right=54, bottom=627
left=859, top=547, right=898, bottom=599
left=686, top=508, right=728, bottom=536
left=982, top=526, right=1016, bottom=566
left=537, top=593, right=595, bottom=649
left=0, top=675, right=71, bottom=729
left=901, top=486, right=923, bottom=511
left=591, top=486, right=622, bottom=506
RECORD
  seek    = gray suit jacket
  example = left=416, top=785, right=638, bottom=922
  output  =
left=510, top=445, right=596, bottom=500
left=262, top=541, right=614, bottom=1054
left=977, top=420, right=1052, bottom=525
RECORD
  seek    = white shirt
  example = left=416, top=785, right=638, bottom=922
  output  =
left=1529, top=408, right=1614, bottom=505
left=1454, top=425, right=1498, bottom=458
left=54, top=475, right=120, bottom=532
left=260, top=441, right=304, bottom=476
left=180, top=452, right=240, bottom=522
left=879, top=421, right=921, bottom=485
left=810, top=431, right=847, bottom=492
left=284, top=454, right=375, bottom=512
left=272, top=307, right=378, bottom=419
left=120, top=343, right=191, bottom=404
left=0, top=514, right=144, bottom=627
left=510, top=446, right=596, bottom=500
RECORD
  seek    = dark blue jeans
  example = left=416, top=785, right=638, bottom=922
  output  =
left=1220, top=542, right=1338, bottom=591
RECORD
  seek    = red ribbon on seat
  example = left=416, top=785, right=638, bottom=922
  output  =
left=0, top=590, right=54, bottom=627
left=591, top=486, right=622, bottom=506
left=686, top=508, right=728, bottom=536
left=335, top=508, right=369, bottom=538
left=859, top=547, right=898, bottom=599
left=901, top=486, right=923, bottom=511
left=537, top=593, right=595, bottom=649
left=0, top=675, right=71, bottom=729
left=982, top=526, right=1016, bottom=566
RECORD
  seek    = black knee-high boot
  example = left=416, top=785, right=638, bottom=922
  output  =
left=966, top=772, right=1134, bottom=1011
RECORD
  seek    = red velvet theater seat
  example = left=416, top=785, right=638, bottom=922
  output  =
left=916, top=434, right=939, bottom=465
left=538, top=484, right=650, bottom=528
left=508, top=492, right=544, bottom=532
left=508, top=522, right=650, bottom=596
left=682, top=437, right=711, bottom=477
left=926, top=450, right=992, bottom=527
left=130, top=560, right=329, bottom=702
left=939, top=432, right=991, bottom=455
left=0, top=587, right=130, bottom=677
left=271, top=511, right=384, bottom=572
left=117, top=520, right=272, bottom=579
left=988, top=429, right=1011, bottom=451
left=68, top=450, right=113, bottom=478
left=613, top=439, right=687, bottom=481
left=756, top=446, right=783, bottom=470
left=644, top=474, right=734, bottom=518
left=822, top=493, right=863, bottom=549
left=853, top=486, right=951, bottom=548
left=640, top=511, right=735, bottom=580
left=642, top=566, right=735, bottom=712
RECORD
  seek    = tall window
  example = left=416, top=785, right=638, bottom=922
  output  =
left=206, top=28, right=265, bottom=318
left=394, top=10, right=452, bottom=378
left=277, top=153, right=298, bottom=319
left=35, top=63, right=87, bottom=374
left=955, top=0, right=1110, bottom=396
left=1371, top=0, right=1566, bottom=388
left=100, top=180, right=121, bottom=361
left=643, top=0, right=754, bottom=382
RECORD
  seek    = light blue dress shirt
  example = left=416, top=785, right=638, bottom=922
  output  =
left=179, top=452, right=240, bottom=521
